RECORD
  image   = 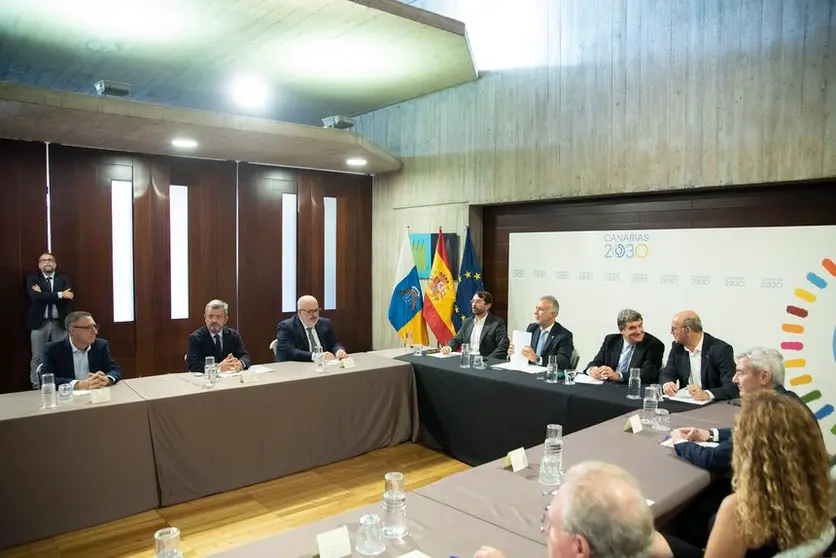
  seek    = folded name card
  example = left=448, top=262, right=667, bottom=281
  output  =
left=240, top=369, right=258, bottom=383
left=623, top=413, right=643, bottom=434
left=506, top=447, right=529, bottom=472
left=399, top=551, right=432, bottom=558
left=315, top=525, right=352, bottom=558
left=340, top=357, right=357, bottom=369
left=91, top=388, right=111, bottom=404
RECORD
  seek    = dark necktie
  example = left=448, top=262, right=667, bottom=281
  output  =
left=213, top=334, right=222, bottom=361
left=45, top=277, right=55, bottom=319
left=306, top=327, right=318, bottom=351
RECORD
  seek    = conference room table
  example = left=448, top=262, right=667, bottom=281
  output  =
left=209, top=492, right=546, bottom=557
left=124, top=352, right=418, bottom=506
left=0, top=383, right=159, bottom=549
left=415, top=403, right=740, bottom=543
left=398, top=353, right=699, bottom=465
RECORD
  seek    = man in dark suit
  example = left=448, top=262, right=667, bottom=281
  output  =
left=26, top=252, right=74, bottom=389
left=584, top=309, right=665, bottom=385
left=276, top=295, right=347, bottom=362
left=41, top=311, right=120, bottom=389
left=660, top=310, right=738, bottom=401
left=440, top=291, right=509, bottom=359
left=187, top=299, right=250, bottom=373
left=508, top=295, right=574, bottom=369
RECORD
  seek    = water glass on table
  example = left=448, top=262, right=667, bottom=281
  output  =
left=626, top=368, right=642, bottom=399
left=356, top=513, right=386, bottom=556
left=564, top=369, right=577, bottom=385
left=545, top=355, right=558, bottom=383
left=404, top=332, right=414, bottom=354
left=57, top=383, right=73, bottom=403
left=539, top=424, right=563, bottom=486
left=460, top=343, right=471, bottom=368
left=472, top=355, right=486, bottom=369
left=313, top=347, right=325, bottom=373
left=40, top=373, right=57, bottom=409
left=153, top=526, right=182, bottom=558
left=653, top=408, right=670, bottom=432
left=641, top=386, right=658, bottom=424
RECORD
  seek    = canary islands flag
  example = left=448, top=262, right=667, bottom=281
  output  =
left=423, top=227, right=456, bottom=345
left=388, top=231, right=429, bottom=345
left=452, top=226, right=484, bottom=331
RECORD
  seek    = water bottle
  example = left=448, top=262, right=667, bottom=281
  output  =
left=313, top=347, right=325, bottom=373
left=642, top=386, right=658, bottom=424
left=460, top=343, right=471, bottom=368
left=538, top=424, right=563, bottom=486
left=382, top=472, right=408, bottom=539
left=626, top=368, right=642, bottom=400
left=40, top=372, right=57, bottom=409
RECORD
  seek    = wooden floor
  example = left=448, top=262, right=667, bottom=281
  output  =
left=1, top=444, right=469, bottom=558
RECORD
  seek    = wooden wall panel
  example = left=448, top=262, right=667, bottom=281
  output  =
left=357, top=0, right=836, bottom=348
left=482, top=181, right=836, bottom=323
left=0, top=140, right=47, bottom=393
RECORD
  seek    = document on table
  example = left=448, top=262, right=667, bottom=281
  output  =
left=660, top=437, right=719, bottom=448
left=491, top=361, right=546, bottom=374
left=571, top=373, right=604, bottom=385
left=220, top=364, right=273, bottom=377
left=426, top=351, right=459, bottom=358
left=510, top=330, right=532, bottom=367
left=663, top=387, right=713, bottom=406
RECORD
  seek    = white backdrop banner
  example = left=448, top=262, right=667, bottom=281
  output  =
left=508, top=226, right=836, bottom=451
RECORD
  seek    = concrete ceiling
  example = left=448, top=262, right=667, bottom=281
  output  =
left=0, top=0, right=476, bottom=125
left=0, top=82, right=402, bottom=174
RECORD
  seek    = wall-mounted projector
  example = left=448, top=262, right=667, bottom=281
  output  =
left=321, top=115, right=356, bottom=130
left=94, top=80, right=131, bottom=97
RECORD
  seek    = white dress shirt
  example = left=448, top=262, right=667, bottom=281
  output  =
left=686, top=333, right=714, bottom=399
left=469, top=314, right=487, bottom=351
left=42, top=273, right=63, bottom=319
left=68, top=340, right=90, bottom=389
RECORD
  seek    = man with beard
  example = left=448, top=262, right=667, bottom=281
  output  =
left=187, top=299, right=250, bottom=373
left=441, top=291, right=509, bottom=359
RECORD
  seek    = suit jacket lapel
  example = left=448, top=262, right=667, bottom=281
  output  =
left=701, top=335, right=711, bottom=386
left=629, top=340, right=644, bottom=369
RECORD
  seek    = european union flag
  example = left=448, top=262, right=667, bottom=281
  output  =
left=452, top=227, right=484, bottom=332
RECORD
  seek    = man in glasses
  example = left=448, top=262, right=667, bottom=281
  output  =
left=41, top=311, right=121, bottom=389
left=26, top=252, right=74, bottom=389
left=275, top=295, right=347, bottom=362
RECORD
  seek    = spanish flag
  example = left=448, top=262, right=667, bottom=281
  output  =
left=423, top=228, right=456, bottom=345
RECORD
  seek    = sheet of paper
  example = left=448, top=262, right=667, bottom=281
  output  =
left=507, top=447, right=529, bottom=472
left=325, top=358, right=342, bottom=366
left=426, top=351, right=458, bottom=358
left=240, top=369, right=258, bottom=383
left=315, top=525, right=352, bottom=558
left=511, top=330, right=532, bottom=366
left=248, top=364, right=272, bottom=374
left=399, top=551, right=432, bottom=558
left=572, top=373, right=604, bottom=385
left=646, top=499, right=655, bottom=506
left=661, top=437, right=720, bottom=448
left=91, top=388, right=111, bottom=404
left=663, top=388, right=713, bottom=406
left=491, top=361, right=546, bottom=374
left=72, top=389, right=91, bottom=396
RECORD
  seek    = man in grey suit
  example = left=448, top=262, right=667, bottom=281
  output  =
left=440, top=291, right=509, bottom=359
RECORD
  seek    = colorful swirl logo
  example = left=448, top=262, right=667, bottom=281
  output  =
left=782, top=258, right=836, bottom=434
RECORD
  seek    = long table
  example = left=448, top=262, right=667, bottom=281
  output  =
left=0, top=384, right=159, bottom=549
left=209, top=493, right=546, bottom=557
left=415, top=403, right=740, bottom=543
left=124, top=353, right=418, bottom=506
left=400, top=353, right=697, bottom=465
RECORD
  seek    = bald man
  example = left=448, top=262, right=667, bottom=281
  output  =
left=659, top=311, right=737, bottom=401
left=275, top=295, right=347, bottom=362
left=473, top=462, right=664, bottom=558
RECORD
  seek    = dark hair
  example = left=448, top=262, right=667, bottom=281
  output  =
left=475, top=291, right=493, bottom=305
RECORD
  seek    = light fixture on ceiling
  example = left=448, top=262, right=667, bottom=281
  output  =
left=346, top=157, right=367, bottom=167
left=171, top=138, right=198, bottom=149
left=229, top=75, right=269, bottom=110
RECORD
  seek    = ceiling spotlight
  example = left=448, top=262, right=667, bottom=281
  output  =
left=171, top=138, right=198, bottom=149
left=230, top=75, right=269, bottom=110
left=346, top=157, right=367, bottom=167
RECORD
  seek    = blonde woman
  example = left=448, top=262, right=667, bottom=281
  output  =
left=657, top=390, right=832, bottom=557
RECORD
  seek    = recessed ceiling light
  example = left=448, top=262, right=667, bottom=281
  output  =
left=171, top=138, right=198, bottom=149
left=346, top=157, right=367, bottom=167
left=230, top=75, right=269, bottom=110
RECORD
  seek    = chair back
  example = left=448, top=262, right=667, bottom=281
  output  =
left=569, top=349, right=580, bottom=370
left=269, top=339, right=278, bottom=359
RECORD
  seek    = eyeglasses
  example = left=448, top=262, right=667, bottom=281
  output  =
left=72, top=324, right=99, bottom=332
left=300, top=308, right=321, bottom=315
left=39, top=257, right=55, bottom=263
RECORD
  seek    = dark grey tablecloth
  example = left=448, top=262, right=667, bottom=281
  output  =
left=208, top=493, right=546, bottom=557
left=0, top=384, right=158, bottom=548
left=415, top=405, right=739, bottom=543
left=125, top=353, right=419, bottom=506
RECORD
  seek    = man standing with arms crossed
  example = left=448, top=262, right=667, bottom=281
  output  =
left=26, top=252, right=74, bottom=389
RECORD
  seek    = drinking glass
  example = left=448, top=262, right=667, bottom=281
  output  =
left=653, top=409, right=670, bottom=432
left=642, top=386, right=658, bottom=424
left=313, top=347, right=325, bottom=373
left=404, top=332, right=413, bottom=354
left=472, top=355, right=486, bottom=369
left=356, top=513, right=386, bottom=556
left=626, top=368, right=642, bottom=399
left=154, top=527, right=182, bottom=558
left=565, top=370, right=577, bottom=385
left=460, top=343, right=471, bottom=368
left=57, top=383, right=74, bottom=403
left=40, top=373, right=57, bottom=409
left=545, top=355, right=558, bottom=383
